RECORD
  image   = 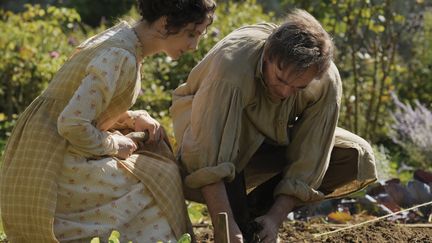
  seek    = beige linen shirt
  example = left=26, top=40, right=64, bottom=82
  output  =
left=171, top=23, right=376, bottom=203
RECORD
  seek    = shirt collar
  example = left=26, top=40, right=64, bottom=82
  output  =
left=255, top=44, right=287, bottom=104
left=255, top=45, right=265, bottom=80
left=255, top=45, right=272, bottom=94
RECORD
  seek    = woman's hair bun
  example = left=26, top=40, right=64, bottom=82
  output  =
left=136, top=0, right=215, bottom=34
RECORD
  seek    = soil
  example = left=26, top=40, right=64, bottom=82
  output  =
left=194, top=220, right=432, bottom=243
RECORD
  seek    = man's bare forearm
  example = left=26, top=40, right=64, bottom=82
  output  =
left=266, top=194, right=298, bottom=224
left=201, top=180, right=234, bottom=220
left=201, top=181, right=245, bottom=242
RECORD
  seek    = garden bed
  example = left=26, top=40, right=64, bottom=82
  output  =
left=194, top=220, right=432, bottom=242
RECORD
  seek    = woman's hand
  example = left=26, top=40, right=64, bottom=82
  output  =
left=112, top=133, right=137, bottom=159
left=132, top=111, right=162, bottom=143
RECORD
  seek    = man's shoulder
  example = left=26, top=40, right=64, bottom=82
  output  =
left=323, top=62, right=342, bottom=86
left=200, top=24, right=274, bottom=84
left=232, top=22, right=278, bottom=35
left=302, top=62, right=342, bottom=103
left=211, top=22, right=277, bottom=55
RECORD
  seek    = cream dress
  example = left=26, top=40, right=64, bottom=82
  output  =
left=1, top=21, right=189, bottom=243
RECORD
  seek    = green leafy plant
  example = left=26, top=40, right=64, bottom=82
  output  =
left=274, top=0, right=431, bottom=143
left=90, top=231, right=191, bottom=243
left=66, top=0, right=135, bottom=27
left=390, top=94, right=432, bottom=169
left=90, top=230, right=130, bottom=243
left=177, top=233, right=192, bottom=243
left=0, top=4, right=81, bottom=121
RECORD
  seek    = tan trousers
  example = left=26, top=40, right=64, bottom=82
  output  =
left=224, top=144, right=359, bottom=241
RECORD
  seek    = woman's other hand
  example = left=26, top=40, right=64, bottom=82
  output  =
left=133, top=111, right=162, bottom=143
left=112, top=133, right=137, bottom=159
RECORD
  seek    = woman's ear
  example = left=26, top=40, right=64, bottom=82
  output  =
left=153, top=16, right=168, bottom=37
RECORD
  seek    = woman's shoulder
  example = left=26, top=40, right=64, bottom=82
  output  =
left=77, top=21, right=129, bottom=49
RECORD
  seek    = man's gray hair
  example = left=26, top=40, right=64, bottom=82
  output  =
left=266, top=9, right=334, bottom=78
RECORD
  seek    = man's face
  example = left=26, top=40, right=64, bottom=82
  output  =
left=263, top=57, right=318, bottom=101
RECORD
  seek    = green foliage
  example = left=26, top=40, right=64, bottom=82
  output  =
left=0, top=4, right=82, bottom=121
left=187, top=201, right=208, bottom=224
left=0, top=114, right=17, bottom=158
left=372, top=144, right=395, bottom=181
left=89, top=230, right=191, bottom=243
left=90, top=230, right=132, bottom=243
left=65, top=0, right=135, bottom=27
left=108, top=230, right=121, bottom=243
left=389, top=95, right=432, bottom=169
left=396, top=10, right=432, bottom=106
left=277, top=0, right=431, bottom=143
left=177, top=233, right=192, bottom=243
left=0, top=232, right=6, bottom=242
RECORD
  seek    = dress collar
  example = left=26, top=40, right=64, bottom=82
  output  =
left=117, top=21, right=146, bottom=62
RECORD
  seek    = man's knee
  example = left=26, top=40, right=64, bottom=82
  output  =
left=319, top=147, right=359, bottom=194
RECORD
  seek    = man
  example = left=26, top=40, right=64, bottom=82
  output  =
left=170, top=9, right=377, bottom=243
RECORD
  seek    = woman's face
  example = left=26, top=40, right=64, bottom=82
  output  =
left=163, top=16, right=213, bottom=59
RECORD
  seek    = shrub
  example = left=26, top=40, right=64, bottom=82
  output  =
left=390, top=93, right=432, bottom=168
left=0, top=4, right=82, bottom=121
left=372, top=144, right=395, bottom=181
left=65, top=0, right=135, bottom=27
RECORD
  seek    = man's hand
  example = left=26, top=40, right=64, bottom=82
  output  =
left=254, top=214, right=280, bottom=243
left=254, top=195, right=298, bottom=243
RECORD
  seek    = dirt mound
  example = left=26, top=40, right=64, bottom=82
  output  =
left=279, top=221, right=432, bottom=243
left=194, top=221, right=432, bottom=242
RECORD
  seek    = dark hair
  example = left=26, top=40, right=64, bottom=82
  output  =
left=136, top=0, right=216, bottom=34
left=266, top=9, right=334, bottom=78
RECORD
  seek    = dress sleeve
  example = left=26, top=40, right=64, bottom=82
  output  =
left=179, top=80, right=243, bottom=189
left=57, top=47, right=137, bottom=157
left=274, top=67, right=342, bottom=202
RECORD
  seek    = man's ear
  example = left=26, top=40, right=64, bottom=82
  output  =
left=263, top=45, right=272, bottom=64
left=154, top=16, right=168, bottom=36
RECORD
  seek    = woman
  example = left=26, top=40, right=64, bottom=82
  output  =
left=0, top=0, right=215, bottom=242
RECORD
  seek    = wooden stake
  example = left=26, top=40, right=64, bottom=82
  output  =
left=215, top=212, right=230, bottom=243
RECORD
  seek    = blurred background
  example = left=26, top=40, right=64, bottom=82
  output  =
left=0, top=0, right=431, bottom=222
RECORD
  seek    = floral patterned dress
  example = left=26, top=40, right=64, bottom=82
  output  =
left=1, top=21, right=189, bottom=243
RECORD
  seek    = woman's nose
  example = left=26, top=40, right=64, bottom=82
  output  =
left=189, top=39, right=199, bottom=51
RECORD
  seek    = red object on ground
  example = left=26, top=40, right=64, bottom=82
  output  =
left=414, top=169, right=432, bottom=184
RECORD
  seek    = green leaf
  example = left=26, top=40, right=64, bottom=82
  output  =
left=90, top=237, right=100, bottom=243
left=178, top=233, right=192, bottom=243
left=108, top=230, right=121, bottom=243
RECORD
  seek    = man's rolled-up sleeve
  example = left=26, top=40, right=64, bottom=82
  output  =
left=178, top=80, right=244, bottom=189
left=274, top=67, right=342, bottom=202
left=274, top=103, right=339, bottom=202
